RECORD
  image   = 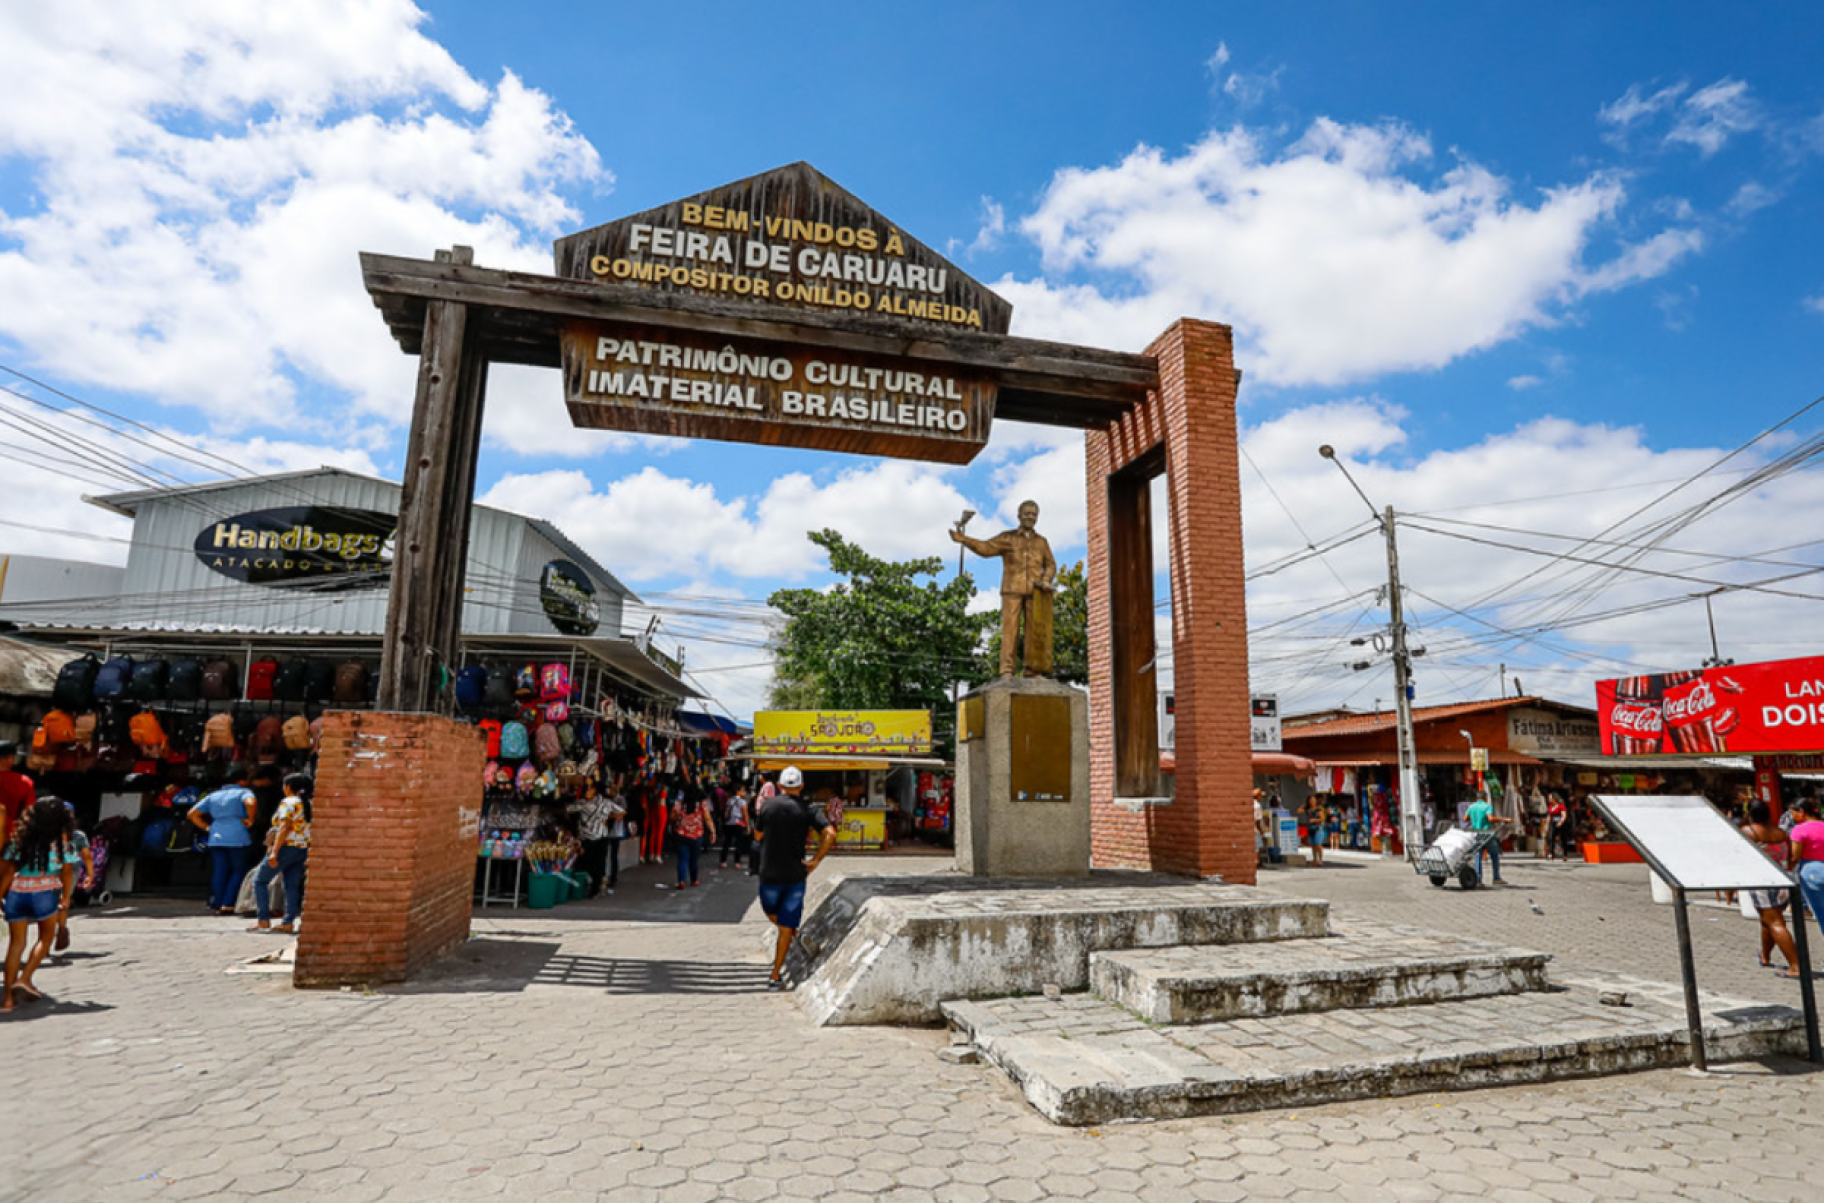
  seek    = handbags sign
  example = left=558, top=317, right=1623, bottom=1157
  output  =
left=195, top=506, right=395, bottom=589
left=540, top=560, right=600, bottom=636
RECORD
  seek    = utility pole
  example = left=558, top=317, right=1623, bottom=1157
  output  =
left=1321, top=447, right=1425, bottom=862
left=1380, top=503, right=1425, bottom=860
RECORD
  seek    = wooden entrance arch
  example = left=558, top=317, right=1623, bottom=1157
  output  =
left=358, top=165, right=1253, bottom=885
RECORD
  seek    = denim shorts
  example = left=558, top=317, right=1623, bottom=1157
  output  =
left=3, top=889, right=62, bottom=924
left=757, top=880, right=807, bottom=930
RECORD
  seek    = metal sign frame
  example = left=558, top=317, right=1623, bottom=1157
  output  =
left=1588, top=793, right=1820, bottom=1070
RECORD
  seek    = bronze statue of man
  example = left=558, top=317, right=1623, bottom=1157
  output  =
left=951, top=500, right=1057, bottom=677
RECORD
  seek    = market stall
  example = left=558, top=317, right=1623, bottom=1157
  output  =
left=739, top=709, right=952, bottom=850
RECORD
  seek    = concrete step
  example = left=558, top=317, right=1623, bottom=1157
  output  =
left=944, top=976, right=1807, bottom=1126
left=785, top=873, right=1330, bottom=1026
left=1091, top=924, right=1551, bottom=1023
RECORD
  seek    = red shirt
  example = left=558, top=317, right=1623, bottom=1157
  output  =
left=0, top=769, right=35, bottom=834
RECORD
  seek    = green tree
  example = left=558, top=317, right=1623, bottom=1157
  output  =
left=974, top=559, right=1090, bottom=686
left=767, top=531, right=991, bottom=745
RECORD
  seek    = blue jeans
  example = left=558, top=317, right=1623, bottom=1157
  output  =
left=255, top=846, right=308, bottom=924
left=1476, top=837, right=1503, bottom=883
left=675, top=835, right=702, bottom=886
left=1798, top=861, right=1824, bottom=927
left=209, top=845, right=252, bottom=910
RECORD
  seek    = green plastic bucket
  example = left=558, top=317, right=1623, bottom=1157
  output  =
left=527, top=873, right=563, bottom=910
left=569, top=872, right=591, bottom=901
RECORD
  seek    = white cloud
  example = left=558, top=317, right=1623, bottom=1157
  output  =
left=1725, top=181, right=1780, bottom=217
left=1206, top=44, right=1232, bottom=73
left=478, top=459, right=978, bottom=584
left=1235, top=400, right=1824, bottom=709
left=1804, top=295, right=1824, bottom=318
left=1507, top=375, right=1543, bottom=391
left=997, top=122, right=1667, bottom=386
left=0, top=1, right=604, bottom=429
left=1599, top=82, right=1688, bottom=137
left=1600, top=78, right=1761, bottom=158
left=1667, top=79, right=1760, bottom=157
left=947, top=197, right=1006, bottom=259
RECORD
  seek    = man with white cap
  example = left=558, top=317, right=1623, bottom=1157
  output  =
left=753, top=765, right=835, bottom=990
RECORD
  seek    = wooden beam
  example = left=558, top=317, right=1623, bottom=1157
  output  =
left=379, top=247, right=486, bottom=713
left=361, top=254, right=1157, bottom=404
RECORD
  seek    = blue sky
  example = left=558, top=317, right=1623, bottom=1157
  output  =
left=2, top=1, right=1822, bottom=720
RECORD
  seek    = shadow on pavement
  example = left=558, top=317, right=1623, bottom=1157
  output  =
left=0, top=995, right=114, bottom=1021
left=396, top=937, right=772, bottom=997
left=532, top=953, right=771, bottom=995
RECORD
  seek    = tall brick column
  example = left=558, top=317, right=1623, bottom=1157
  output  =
left=1086, top=319, right=1254, bottom=883
left=295, top=712, right=485, bottom=987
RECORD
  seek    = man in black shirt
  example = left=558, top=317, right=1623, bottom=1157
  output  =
left=753, top=766, right=835, bottom=990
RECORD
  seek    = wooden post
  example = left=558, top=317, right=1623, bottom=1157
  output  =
left=1108, top=462, right=1160, bottom=799
left=379, top=246, right=487, bottom=713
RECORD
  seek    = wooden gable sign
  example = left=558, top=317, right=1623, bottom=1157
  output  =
left=553, top=162, right=1010, bottom=464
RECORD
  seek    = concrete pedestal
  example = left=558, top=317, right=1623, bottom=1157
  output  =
left=956, top=676, right=1090, bottom=877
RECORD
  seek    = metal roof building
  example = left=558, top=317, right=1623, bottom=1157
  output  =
left=0, top=467, right=694, bottom=700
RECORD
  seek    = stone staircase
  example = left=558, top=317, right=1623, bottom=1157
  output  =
left=943, top=915, right=1807, bottom=1125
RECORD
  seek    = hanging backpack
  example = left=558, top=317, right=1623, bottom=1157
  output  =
left=545, top=700, right=569, bottom=724
left=129, top=711, right=168, bottom=755
left=557, top=722, right=577, bottom=754
left=53, top=655, right=101, bottom=711
left=202, top=712, right=237, bottom=754
left=247, top=659, right=279, bottom=701
left=478, top=719, right=503, bottom=758
left=455, top=666, right=488, bottom=711
left=333, top=662, right=370, bottom=705
left=38, top=710, right=78, bottom=746
left=500, top=721, right=530, bottom=760
left=539, top=663, right=571, bottom=702
left=200, top=658, right=239, bottom=701
left=282, top=714, right=313, bottom=751
left=253, top=716, right=285, bottom=762
left=304, top=660, right=338, bottom=704
left=515, top=664, right=538, bottom=698
left=167, top=658, right=205, bottom=702
left=483, top=666, right=515, bottom=709
left=233, top=709, right=263, bottom=742
left=273, top=658, right=311, bottom=702
left=94, top=656, right=135, bottom=701
left=72, top=712, right=99, bottom=747
left=128, top=659, right=170, bottom=702
left=535, top=722, right=563, bottom=767
left=309, top=716, right=325, bottom=755
left=515, top=762, right=538, bottom=794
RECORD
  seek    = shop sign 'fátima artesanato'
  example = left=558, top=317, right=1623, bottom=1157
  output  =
left=553, top=163, right=1010, bottom=464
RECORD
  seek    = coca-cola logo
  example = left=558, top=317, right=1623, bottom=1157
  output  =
left=1663, top=681, right=1717, bottom=725
left=1609, top=702, right=1663, bottom=735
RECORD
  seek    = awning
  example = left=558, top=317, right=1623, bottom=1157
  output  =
left=678, top=710, right=743, bottom=736
left=1159, top=751, right=1316, bottom=776
left=747, top=753, right=950, bottom=772
left=0, top=635, right=71, bottom=698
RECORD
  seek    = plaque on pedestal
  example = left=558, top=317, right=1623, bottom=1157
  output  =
left=955, top=676, right=1090, bottom=877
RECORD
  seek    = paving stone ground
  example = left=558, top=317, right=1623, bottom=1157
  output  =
left=2, top=850, right=1821, bottom=1202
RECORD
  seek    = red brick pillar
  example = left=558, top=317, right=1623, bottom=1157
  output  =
left=1086, top=319, right=1255, bottom=883
left=294, top=712, right=485, bottom=987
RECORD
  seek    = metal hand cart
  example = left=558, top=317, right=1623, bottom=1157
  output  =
left=1415, top=826, right=1497, bottom=890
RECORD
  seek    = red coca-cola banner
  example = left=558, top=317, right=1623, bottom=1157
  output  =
left=1595, top=655, right=1824, bottom=756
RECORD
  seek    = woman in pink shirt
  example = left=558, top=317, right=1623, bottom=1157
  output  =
left=1789, top=797, right=1824, bottom=929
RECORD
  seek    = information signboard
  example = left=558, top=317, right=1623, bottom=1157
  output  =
left=1586, top=794, right=1792, bottom=891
